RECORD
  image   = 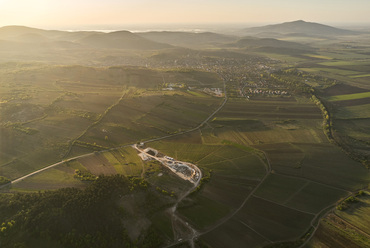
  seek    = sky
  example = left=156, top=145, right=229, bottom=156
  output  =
left=0, top=0, right=370, bottom=29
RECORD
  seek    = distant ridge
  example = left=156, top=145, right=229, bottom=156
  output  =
left=137, top=31, right=237, bottom=48
left=242, top=20, right=359, bottom=37
left=224, top=36, right=315, bottom=55
left=78, top=31, right=172, bottom=50
left=0, top=26, right=172, bottom=50
left=228, top=37, right=313, bottom=50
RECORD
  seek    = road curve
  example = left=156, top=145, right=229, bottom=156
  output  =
left=2, top=82, right=227, bottom=187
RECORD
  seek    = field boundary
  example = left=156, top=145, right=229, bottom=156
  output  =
left=3, top=82, right=227, bottom=187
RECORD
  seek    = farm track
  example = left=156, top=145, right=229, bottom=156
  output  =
left=195, top=151, right=272, bottom=240
left=1, top=152, right=93, bottom=188
left=273, top=172, right=352, bottom=193
left=282, top=181, right=310, bottom=205
left=333, top=212, right=370, bottom=237
left=2, top=80, right=365, bottom=248
left=2, top=82, right=227, bottom=187
left=251, top=194, right=316, bottom=216
left=195, top=146, right=224, bottom=164
left=298, top=188, right=370, bottom=248
left=166, top=178, right=201, bottom=248
left=63, top=87, right=133, bottom=159
left=1, top=82, right=227, bottom=247
left=239, top=220, right=273, bottom=243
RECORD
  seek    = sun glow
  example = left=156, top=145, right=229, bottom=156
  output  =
left=0, top=0, right=369, bottom=28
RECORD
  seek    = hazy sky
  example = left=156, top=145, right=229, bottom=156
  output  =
left=1, top=0, right=370, bottom=28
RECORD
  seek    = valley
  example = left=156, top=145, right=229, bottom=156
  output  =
left=0, top=20, right=369, bottom=248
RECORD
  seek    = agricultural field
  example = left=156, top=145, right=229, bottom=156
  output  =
left=148, top=141, right=267, bottom=231
left=5, top=145, right=193, bottom=195
left=335, top=193, right=370, bottom=236
left=235, top=196, right=314, bottom=241
left=318, top=82, right=370, bottom=163
left=201, top=217, right=270, bottom=248
left=333, top=103, right=370, bottom=119
left=307, top=214, right=370, bottom=248
left=307, top=192, right=370, bottom=248
left=2, top=73, right=369, bottom=248
left=326, top=92, right=370, bottom=102
left=206, top=98, right=327, bottom=147
left=10, top=166, right=85, bottom=192
left=0, top=22, right=370, bottom=248
left=0, top=64, right=223, bottom=181
left=71, top=92, right=221, bottom=152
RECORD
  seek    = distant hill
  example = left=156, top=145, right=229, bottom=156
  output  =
left=0, top=25, right=71, bottom=40
left=242, top=20, right=359, bottom=38
left=138, top=31, right=237, bottom=48
left=0, top=26, right=172, bottom=50
left=150, top=47, right=252, bottom=61
left=78, top=31, right=172, bottom=50
left=224, top=37, right=315, bottom=55
left=13, top=33, right=51, bottom=43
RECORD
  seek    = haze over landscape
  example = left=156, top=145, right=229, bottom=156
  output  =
left=0, top=1, right=369, bottom=248
left=1, top=0, right=370, bottom=30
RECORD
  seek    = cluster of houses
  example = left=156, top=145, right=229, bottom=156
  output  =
left=246, top=88, right=289, bottom=96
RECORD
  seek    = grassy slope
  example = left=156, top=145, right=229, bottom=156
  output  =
left=327, top=92, right=370, bottom=101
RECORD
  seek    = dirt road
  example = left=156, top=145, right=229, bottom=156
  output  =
left=5, top=82, right=227, bottom=187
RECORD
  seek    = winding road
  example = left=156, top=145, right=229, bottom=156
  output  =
left=0, top=82, right=227, bottom=189
left=0, top=79, right=360, bottom=247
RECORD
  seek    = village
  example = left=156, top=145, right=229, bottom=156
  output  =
left=245, top=88, right=289, bottom=96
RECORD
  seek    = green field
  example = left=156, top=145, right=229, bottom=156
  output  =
left=327, top=92, right=370, bottom=101
left=335, top=193, right=370, bottom=234
left=201, top=217, right=271, bottom=248
left=319, top=61, right=370, bottom=67
left=150, top=141, right=267, bottom=230
left=303, top=54, right=333, bottom=60
left=236, top=196, right=314, bottom=241
left=254, top=174, right=348, bottom=214
left=1, top=25, right=370, bottom=248
left=0, top=65, right=223, bottom=181
left=74, top=93, right=221, bottom=150
left=307, top=214, right=370, bottom=248
left=254, top=173, right=308, bottom=204
left=294, top=143, right=369, bottom=191
left=300, top=67, right=360, bottom=76
left=308, top=192, right=370, bottom=248
left=334, top=119, right=370, bottom=143
left=350, top=74, right=370, bottom=78
left=284, top=182, right=348, bottom=213
left=334, top=103, right=370, bottom=119
left=11, top=166, right=85, bottom=192
left=150, top=211, right=174, bottom=240
left=209, top=99, right=326, bottom=147
left=178, top=195, right=231, bottom=229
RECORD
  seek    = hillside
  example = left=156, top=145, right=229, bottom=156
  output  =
left=78, top=31, right=172, bottom=50
left=242, top=20, right=359, bottom=37
left=0, top=26, right=172, bottom=50
left=224, top=37, right=315, bottom=55
left=138, top=31, right=237, bottom=48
